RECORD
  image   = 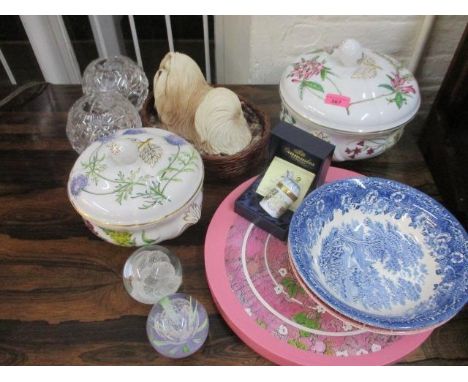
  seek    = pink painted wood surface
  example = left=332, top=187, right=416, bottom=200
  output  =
left=205, top=167, right=432, bottom=365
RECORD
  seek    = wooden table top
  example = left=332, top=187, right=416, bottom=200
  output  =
left=0, top=84, right=466, bottom=365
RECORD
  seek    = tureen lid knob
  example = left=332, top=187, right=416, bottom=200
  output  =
left=336, top=39, right=363, bottom=67
left=107, top=137, right=139, bottom=165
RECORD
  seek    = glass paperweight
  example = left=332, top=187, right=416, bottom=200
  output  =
left=66, top=92, right=142, bottom=154
left=123, top=245, right=182, bottom=304
left=82, top=55, right=149, bottom=110
left=146, top=293, right=209, bottom=358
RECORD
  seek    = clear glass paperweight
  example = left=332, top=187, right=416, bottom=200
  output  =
left=146, top=293, right=209, bottom=358
left=123, top=245, right=182, bottom=305
left=82, top=56, right=149, bottom=110
left=66, top=92, right=142, bottom=154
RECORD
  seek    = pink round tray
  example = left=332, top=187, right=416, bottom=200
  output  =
left=205, top=167, right=432, bottom=365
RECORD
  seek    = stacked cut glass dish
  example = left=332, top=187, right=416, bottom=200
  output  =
left=67, top=56, right=148, bottom=154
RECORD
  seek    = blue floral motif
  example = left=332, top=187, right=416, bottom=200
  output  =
left=70, top=174, right=88, bottom=196
left=289, top=177, right=468, bottom=331
left=164, top=134, right=187, bottom=146
left=97, top=134, right=115, bottom=143
left=122, top=128, right=146, bottom=135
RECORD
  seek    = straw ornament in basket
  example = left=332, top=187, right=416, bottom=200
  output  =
left=141, top=52, right=270, bottom=179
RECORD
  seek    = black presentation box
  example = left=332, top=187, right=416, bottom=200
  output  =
left=234, top=122, right=335, bottom=241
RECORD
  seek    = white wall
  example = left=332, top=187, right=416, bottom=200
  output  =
left=216, top=15, right=467, bottom=116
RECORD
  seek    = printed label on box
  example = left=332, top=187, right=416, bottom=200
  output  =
left=325, top=93, right=351, bottom=108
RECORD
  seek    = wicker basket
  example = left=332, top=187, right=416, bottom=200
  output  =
left=141, top=92, right=271, bottom=180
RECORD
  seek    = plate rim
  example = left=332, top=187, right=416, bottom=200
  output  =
left=288, top=176, right=468, bottom=331
left=205, top=169, right=433, bottom=365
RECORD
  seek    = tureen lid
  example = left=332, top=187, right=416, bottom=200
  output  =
left=280, top=39, right=421, bottom=133
left=68, top=128, right=203, bottom=227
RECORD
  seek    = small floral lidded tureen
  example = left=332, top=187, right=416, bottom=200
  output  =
left=68, top=128, right=204, bottom=246
left=280, top=39, right=421, bottom=161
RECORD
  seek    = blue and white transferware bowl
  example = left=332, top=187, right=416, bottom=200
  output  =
left=288, top=177, right=467, bottom=331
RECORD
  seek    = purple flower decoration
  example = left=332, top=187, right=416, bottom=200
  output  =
left=97, top=133, right=115, bottom=143
left=164, top=134, right=187, bottom=146
left=70, top=174, right=88, bottom=196
left=122, top=128, right=146, bottom=135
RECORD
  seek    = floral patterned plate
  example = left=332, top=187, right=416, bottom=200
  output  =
left=289, top=177, right=467, bottom=332
left=205, top=169, right=432, bottom=365
left=287, top=252, right=450, bottom=336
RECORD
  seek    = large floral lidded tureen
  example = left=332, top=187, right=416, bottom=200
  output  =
left=68, top=128, right=204, bottom=246
left=280, top=39, right=421, bottom=161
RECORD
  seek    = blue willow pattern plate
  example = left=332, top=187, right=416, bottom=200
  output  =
left=288, top=177, right=467, bottom=331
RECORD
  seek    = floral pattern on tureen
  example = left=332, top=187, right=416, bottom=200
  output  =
left=379, top=72, right=416, bottom=109
left=287, top=56, right=339, bottom=100
left=280, top=39, right=421, bottom=134
left=286, top=54, right=416, bottom=114
left=68, top=128, right=203, bottom=228
left=73, top=134, right=198, bottom=209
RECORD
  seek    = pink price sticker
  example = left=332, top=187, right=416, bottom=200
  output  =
left=325, top=93, right=351, bottom=108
